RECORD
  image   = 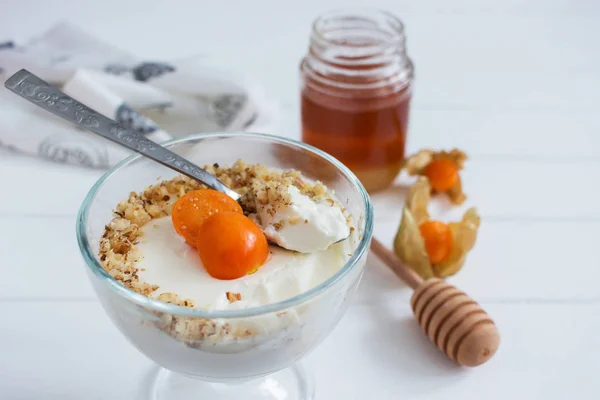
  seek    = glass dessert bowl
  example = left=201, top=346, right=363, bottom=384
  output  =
left=76, top=132, right=373, bottom=400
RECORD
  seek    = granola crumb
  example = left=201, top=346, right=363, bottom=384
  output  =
left=226, top=292, right=242, bottom=303
left=156, top=293, right=195, bottom=308
left=288, top=216, right=302, bottom=225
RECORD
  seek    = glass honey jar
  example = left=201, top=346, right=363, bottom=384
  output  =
left=300, top=8, right=414, bottom=192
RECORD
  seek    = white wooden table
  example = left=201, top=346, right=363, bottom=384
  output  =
left=1, top=0, right=599, bottom=398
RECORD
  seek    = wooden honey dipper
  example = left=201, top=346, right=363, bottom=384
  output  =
left=370, top=237, right=500, bottom=367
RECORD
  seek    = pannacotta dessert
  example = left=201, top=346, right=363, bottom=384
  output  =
left=99, top=160, right=355, bottom=314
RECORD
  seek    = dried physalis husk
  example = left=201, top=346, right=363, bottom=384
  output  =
left=403, top=148, right=468, bottom=205
left=393, top=177, right=480, bottom=279
left=405, top=177, right=430, bottom=225
left=394, top=207, right=435, bottom=280
left=432, top=208, right=480, bottom=278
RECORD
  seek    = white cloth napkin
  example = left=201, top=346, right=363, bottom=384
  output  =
left=0, top=22, right=280, bottom=168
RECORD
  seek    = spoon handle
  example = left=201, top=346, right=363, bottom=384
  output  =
left=4, top=69, right=241, bottom=201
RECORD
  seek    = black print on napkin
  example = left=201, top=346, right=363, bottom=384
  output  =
left=104, top=62, right=175, bottom=81
left=0, top=138, right=19, bottom=152
left=115, top=104, right=159, bottom=135
left=0, top=41, right=15, bottom=73
left=132, top=62, right=175, bottom=82
left=209, top=94, right=247, bottom=128
left=38, top=136, right=110, bottom=168
left=104, top=64, right=130, bottom=75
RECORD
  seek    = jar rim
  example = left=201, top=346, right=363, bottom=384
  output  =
left=311, top=7, right=406, bottom=50
left=303, top=7, right=412, bottom=92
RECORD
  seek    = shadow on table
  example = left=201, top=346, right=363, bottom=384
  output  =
left=135, top=366, right=161, bottom=400
left=357, top=239, right=470, bottom=395
left=370, top=182, right=413, bottom=210
left=370, top=180, right=468, bottom=226
left=363, top=302, right=470, bottom=395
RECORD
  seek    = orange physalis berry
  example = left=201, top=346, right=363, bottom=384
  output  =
left=419, top=220, right=454, bottom=264
left=172, top=189, right=242, bottom=246
left=196, top=211, right=269, bottom=280
left=424, top=158, right=459, bottom=192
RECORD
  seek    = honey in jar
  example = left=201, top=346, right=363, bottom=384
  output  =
left=300, top=9, right=414, bottom=192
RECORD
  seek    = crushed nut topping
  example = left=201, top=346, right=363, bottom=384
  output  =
left=157, top=292, right=196, bottom=307
left=288, top=216, right=302, bottom=225
left=226, top=292, right=242, bottom=303
left=99, top=160, right=344, bottom=306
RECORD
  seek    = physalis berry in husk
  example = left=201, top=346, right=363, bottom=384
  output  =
left=393, top=177, right=480, bottom=279
left=403, top=149, right=468, bottom=205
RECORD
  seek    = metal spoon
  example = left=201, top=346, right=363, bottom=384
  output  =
left=4, top=69, right=241, bottom=201
left=4, top=69, right=350, bottom=248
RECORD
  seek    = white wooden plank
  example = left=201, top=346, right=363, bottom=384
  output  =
left=0, top=216, right=93, bottom=299
left=410, top=70, right=600, bottom=111
left=2, top=216, right=598, bottom=302
left=406, top=109, right=600, bottom=158
left=0, top=301, right=597, bottom=399
left=0, top=302, right=146, bottom=400
left=0, top=154, right=104, bottom=217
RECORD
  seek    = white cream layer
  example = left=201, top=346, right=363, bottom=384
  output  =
left=255, top=186, right=350, bottom=253
left=136, top=217, right=352, bottom=310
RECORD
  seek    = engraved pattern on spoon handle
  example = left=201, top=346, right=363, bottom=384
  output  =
left=4, top=69, right=240, bottom=200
